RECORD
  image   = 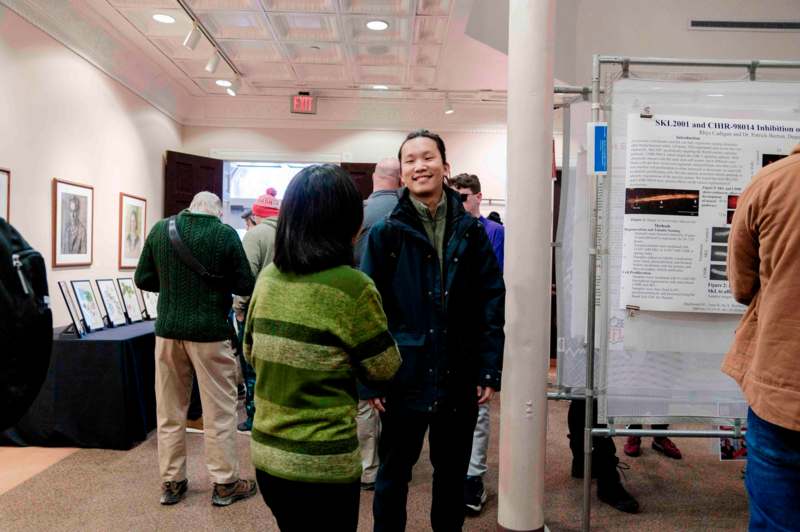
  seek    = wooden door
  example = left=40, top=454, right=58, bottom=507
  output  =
left=164, top=151, right=223, bottom=217
left=340, top=162, right=375, bottom=200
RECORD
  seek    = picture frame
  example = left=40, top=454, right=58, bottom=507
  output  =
left=117, top=278, right=143, bottom=322
left=96, top=279, right=128, bottom=327
left=0, top=168, right=9, bottom=221
left=141, top=290, right=158, bottom=320
left=71, top=279, right=105, bottom=332
left=58, top=280, right=85, bottom=336
left=53, top=179, right=94, bottom=267
left=119, top=193, right=147, bottom=269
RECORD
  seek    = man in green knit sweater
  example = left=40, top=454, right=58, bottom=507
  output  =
left=135, top=191, right=257, bottom=507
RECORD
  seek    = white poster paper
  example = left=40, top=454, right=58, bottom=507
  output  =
left=620, top=114, right=800, bottom=313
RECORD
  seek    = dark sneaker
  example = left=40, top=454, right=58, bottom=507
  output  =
left=623, top=436, right=642, bottom=457
left=361, top=482, right=375, bottom=491
left=212, top=479, right=257, bottom=507
left=237, top=419, right=252, bottom=435
left=464, top=476, right=487, bottom=514
left=652, top=437, right=682, bottom=459
left=598, top=482, right=640, bottom=514
left=160, top=479, right=188, bottom=505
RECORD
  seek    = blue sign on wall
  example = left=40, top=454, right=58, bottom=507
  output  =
left=594, top=124, right=608, bottom=173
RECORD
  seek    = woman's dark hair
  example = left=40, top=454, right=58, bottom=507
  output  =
left=397, top=129, right=447, bottom=165
left=273, top=164, right=364, bottom=275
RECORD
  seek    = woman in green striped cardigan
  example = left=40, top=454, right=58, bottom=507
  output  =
left=244, top=164, right=401, bottom=531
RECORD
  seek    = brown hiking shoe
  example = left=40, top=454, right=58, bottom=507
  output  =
left=160, top=479, right=188, bottom=505
left=186, top=418, right=204, bottom=433
left=211, top=479, right=257, bottom=507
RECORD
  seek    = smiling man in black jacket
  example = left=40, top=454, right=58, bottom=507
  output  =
left=360, top=130, right=505, bottom=531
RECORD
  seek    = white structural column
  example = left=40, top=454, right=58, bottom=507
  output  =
left=498, top=1, right=555, bottom=531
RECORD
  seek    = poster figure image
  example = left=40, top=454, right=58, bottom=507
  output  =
left=0, top=168, right=9, bottom=220
left=119, top=193, right=147, bottom=269
left=719, top=427, right=747, bottom=461
left=762, top=153, right=787, bottom=167
left=142, top=290, right=158, bottom=320
left=624, top=188, right=699, bottom=216
left=53, top=179, right=93, bottom=267
left=96, top=279, right=127, bottom=327
left=71, top=280, right=104, bottom=332
left=711, top=227, right=730, bottom=244
left=117, top=278, right=143, bottom=322
left=58, top=281, right=85, bottom=336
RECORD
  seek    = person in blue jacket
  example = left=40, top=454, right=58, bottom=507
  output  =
left=360, top=129, right=505, bottom=531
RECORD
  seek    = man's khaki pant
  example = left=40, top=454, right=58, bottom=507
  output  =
left=155, top=337, right=239, bottom=485
left=357, top=399, right=381, bottom=483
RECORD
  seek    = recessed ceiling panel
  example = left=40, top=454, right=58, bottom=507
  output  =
left=269, top=13, right=340, bottom=41
left=345, top=15, right=411, bottom=42
left=218, top=39, right=283, bottom=61
left=357, top=65, right=405, bottom=84
left=118, top=7, right=193, bottom=37
left=283, top=42, right=344, bottom=64
left=261, top=0, right=336, bottom=12
left=339, top=0, right=412, bottom=16
left=353, top=43, right=408, bottom=66
left=186, top=0, right=262, bottom=10
left=197, top=11, right=272, bottom=39
left=108, top=0, right=174, bottom=7
left=237, top=61, right=295, bottom=80
left=410, top=66, right=436, bottom=86
left=416, top=0, right=451, bottom=16
left=414, top=16, right=448, bottom=43
left=294, top=63, right=349, bottom=82
left=411, top=44, right=440, bottom=66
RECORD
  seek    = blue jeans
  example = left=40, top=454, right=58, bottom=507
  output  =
left=745, top=408, right=800, bottom=531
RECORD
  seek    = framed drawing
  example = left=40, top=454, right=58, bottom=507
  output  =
left=71, top=279, right=105, bottom=332
left=142, top=290, right=158, bottom=320
left=53, top=179, right=93, bottom=267
left=117, top=278, right=143, bottom=322
left=0, top=168, right=9, bottom=220
left=119, top=193, right=146, bottom=269
left=96, top=279, right=127, bottom=327
left=58, top=281, right=85, bottom=336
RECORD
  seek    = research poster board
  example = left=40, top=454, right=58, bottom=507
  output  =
left=620, top=114, right=800, bottom=314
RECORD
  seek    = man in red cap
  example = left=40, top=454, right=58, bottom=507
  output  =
left=233, top=188, right=281, bottom=433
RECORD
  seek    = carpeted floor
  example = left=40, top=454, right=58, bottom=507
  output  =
left=0, top=400, right=747, bottom=531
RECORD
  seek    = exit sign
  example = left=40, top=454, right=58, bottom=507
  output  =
left=291, top=94, right=316, bottom=114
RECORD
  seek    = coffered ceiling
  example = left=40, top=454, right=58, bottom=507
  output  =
left=106, top=0, right=457, bottom=96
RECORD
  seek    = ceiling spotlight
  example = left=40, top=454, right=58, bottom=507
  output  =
left=226, top=78, right=241, bottom=97
left=183, top=24, right=202, bottom=50
left=366, top=20, right=389, bottom=31
left=205, top=51, right=221, bottom=74
left=216, top=79, right=232, bottom=88
left=373, top=85, right=389, bottom=90
left=444, top=96, right=454, bottom=115
left=152, top=13, right=176, bottom=24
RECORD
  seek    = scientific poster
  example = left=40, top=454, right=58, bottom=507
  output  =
left=620, top=114, right=800, bottom=313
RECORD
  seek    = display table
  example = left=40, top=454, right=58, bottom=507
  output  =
left=1, top=321, right=156, bottom=450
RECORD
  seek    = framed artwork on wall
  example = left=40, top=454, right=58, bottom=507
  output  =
left=53, top=179, right=93, bottom=267
left=96, top=279, right=127, bottom=327
left=0, top=168, right=9, bottom=220
left=58, top=280, right=85, bottom=336
left=71, top=279, right=105, bottom=332
left=119, top=193, right=147, bottom=269
left=142, top=290, right=158, bottom=320
left=117, top=277, right=143, bottom=322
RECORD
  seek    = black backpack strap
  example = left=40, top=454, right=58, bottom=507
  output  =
left=167, top=216, right=224, bottom=284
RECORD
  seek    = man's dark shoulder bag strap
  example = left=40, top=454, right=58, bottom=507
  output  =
left=167, top=216, right=225, bottom=285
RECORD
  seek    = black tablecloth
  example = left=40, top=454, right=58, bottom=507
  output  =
left=1, top=321, right=156, bottom=449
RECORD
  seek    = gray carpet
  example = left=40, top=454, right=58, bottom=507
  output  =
left=0, top=401, right=747, bottom=531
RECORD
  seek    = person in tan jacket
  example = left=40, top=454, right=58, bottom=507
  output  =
left=724, top=143, right=800, bottom=531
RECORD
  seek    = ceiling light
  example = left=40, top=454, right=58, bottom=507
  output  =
left=183, top=25, right=202, bottom=50
left=205, top=51, right=221, bottom=74
left=366, top=20, right=389, bottom=31
left=373, top=85, right=389, bottom=90
left=707, top=94, right=725, bottom=97
left=152, top=13, right=175, bottom=24
left=444, top=95, right=454, bottom=114
left=310, top=45, right=322, bottom=51
left=226, top=78, right=241, bottom=97
left=216, top=79, right=232, bottom=88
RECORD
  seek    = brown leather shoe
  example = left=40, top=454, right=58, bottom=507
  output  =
left=160, top=479, right=188, bottom=505
left=186, top=418, right=204, bottom=433
left=211, top=479, right=257, bottom=506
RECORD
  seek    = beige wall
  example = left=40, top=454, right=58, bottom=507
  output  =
left=0, top=7, right=182, bottom=327
left=182, top=126, right=509, bottom=201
